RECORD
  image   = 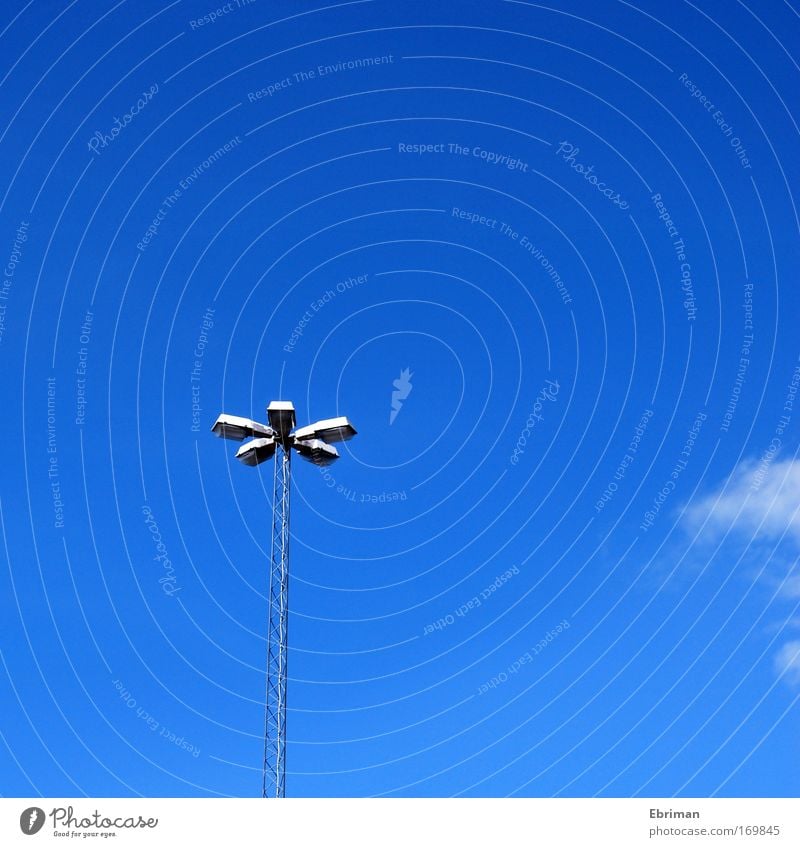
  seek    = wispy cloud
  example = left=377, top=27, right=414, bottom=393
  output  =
left=774, top=641, right=800, bottom=686
left=782, top=575, right=800, bottom=599
left=684, top=457, right=800, bottom=687
left=684, top=458, right=800, bottom=544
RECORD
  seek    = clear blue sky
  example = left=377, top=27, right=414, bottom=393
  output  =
left=1, top=0, right=799, bottom=798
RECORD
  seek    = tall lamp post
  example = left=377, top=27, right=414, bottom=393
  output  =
left=211, top=400, right=357, bottom=797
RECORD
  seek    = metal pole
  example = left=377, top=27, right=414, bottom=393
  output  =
left=262, top=443, right=291, bottom=798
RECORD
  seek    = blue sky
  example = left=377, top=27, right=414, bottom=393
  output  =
left=1, top=0, right=799, bottom=798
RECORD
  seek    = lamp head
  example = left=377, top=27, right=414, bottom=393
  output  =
left=235, top=437, right=277, bottom=467
left=212, top=413, right=275, bottom=441
left=292, top=416, right=357, bottom=444
left=293, top=438, right=340, bottom=467
left=267, top=401, right=296, bottom=441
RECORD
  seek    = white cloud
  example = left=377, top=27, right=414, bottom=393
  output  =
left=773, top=641, right=800, bottom=687
left=782, top=575, right=800, bottom=599
left=684, top=458, right=800, bottom=544
left=684, top=458, right=800, bottom=688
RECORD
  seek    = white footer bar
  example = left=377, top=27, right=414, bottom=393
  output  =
left=2, top=798, right=797, bottom=846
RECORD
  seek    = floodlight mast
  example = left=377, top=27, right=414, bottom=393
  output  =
left=264, top=438, right=290, bottom=798
left=211, top=401, right=357, bottom=798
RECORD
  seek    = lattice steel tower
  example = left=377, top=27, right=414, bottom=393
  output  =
left=212, top=401, right=357, bottom=797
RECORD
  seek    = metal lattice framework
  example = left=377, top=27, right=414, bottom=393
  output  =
left=263, top=443, right=291, bottom=798
left=211, top=402, right=357, bottom=798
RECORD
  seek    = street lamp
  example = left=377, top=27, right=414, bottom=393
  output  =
left=211, top=400, right=357, bottom=798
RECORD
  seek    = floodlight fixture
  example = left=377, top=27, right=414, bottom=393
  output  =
left=267, top=400, right=296, bottom=440
left=211, top=399, right=357, bottom=798
left=235, top=437, right=277, bottom=467
left=211, top=413, right=275, bottom=441
left=292, top=416, right=357, bottom=444
left=293, top=438, right=340, bottom=466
